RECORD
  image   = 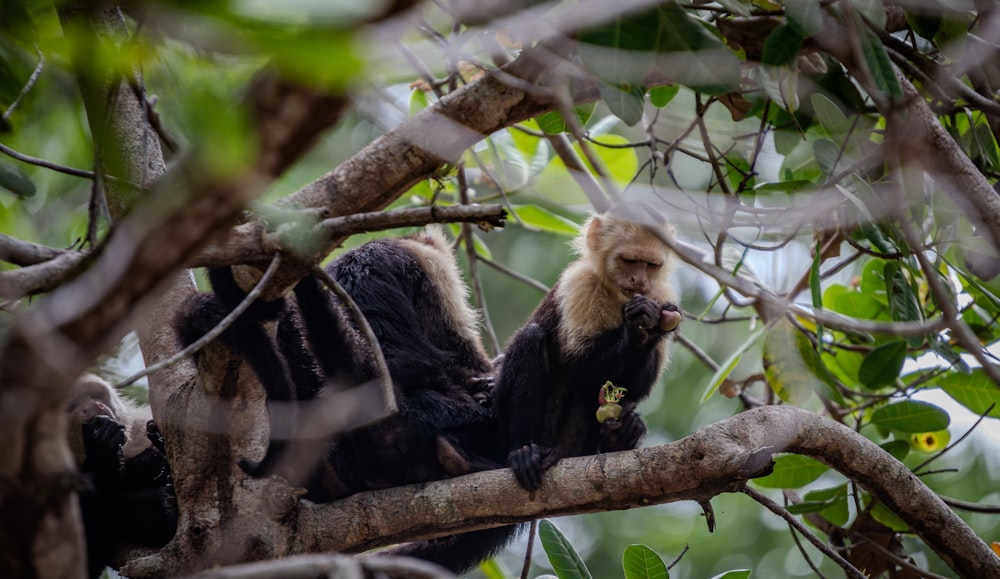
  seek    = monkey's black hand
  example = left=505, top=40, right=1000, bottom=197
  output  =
left=508, top=444, right=562, bottom=491
left=146, top=420, right=166, bottom=453
left=82, top=416, right=126, bottom=484
left=624, top=294, right=662, bottom=342
left=465, top=374, right=495, bottom=406
left=600, top=406, right=647, bottom=452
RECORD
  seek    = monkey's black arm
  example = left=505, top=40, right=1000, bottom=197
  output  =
left=81, top=417, right=126, bottom=488
left=176, top=268, right=298, bottom=406
left=494, top=323, right=563, bottom=490
left=496, top=323, right=552, bottom=448
left=290, top=274, right=373, bottom=391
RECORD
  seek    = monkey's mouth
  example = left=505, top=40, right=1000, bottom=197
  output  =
left=619, top=287, right=644, bottom=299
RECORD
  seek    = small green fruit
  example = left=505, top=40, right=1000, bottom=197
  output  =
left=596, top=403, right=623, bottom=423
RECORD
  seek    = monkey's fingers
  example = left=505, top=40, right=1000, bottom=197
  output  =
left=509, top=444, right=556, bottom=491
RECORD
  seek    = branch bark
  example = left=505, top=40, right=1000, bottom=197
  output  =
left=125, top=406, right=999, bottom=579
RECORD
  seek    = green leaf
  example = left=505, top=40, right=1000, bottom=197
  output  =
left=537, top=103, right=597, bottom=135
left=656, top=4, right=741, bottom=94
left=762, top=23, right=804, bottom=67
left=701, top=326, right=766, bottom=402
left=858, top=339, right=907, bottom=389
left=513, top=205, right=580, bottom=235
left=907, top=8, right=942, bottom=41
left=408, top=88, right=429, bottom=117
left=783, top=0, right=824, bottom=36
left=884, top=262, right=922, bottom=326
left=709, top=571, right=751, bottom=579
left=648, top=84, right=680, bottom=108
left=622, top=544, right=669, bottom=579
left=870, top=400, right=950, bottom=433
left=539, top=519, right=593, bottom=579
left=753, top=454, right=829, bottom=488
left=599, top=81, right=646, bottom=126
left=811, top=93, right=852, bottom=135
left=477, top=557, right=506, bottom=579
left=0, top=161, right=35, bottom=197
left=762, top=319, right=824, bottom=405
left=789, top=484, right=850, bottom=526
left=857, top=20, right=901, bottom=98
left=579, top=9, right=661, bottom=88
left=813, top=139, right=841, bottom=175
left=850, top=0, right=887, bottom=30
left=880, top=439, right=910, bottom=462
left=870, top=501, right=909, bottom=532
left=936, top=366, right=1000, bottom=418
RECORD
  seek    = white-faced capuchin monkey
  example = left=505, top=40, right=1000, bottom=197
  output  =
left=66, top=374, right=177, bottom=578
left=397, top=208, right=682, bottom=574
left=494, top=207, right=681, bottom=490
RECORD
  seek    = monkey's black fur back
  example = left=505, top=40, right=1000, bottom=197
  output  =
left=175, top=231, right=510, bottom=572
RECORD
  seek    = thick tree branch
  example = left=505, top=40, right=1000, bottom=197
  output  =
left=125, top=406, right=1000, bottom=579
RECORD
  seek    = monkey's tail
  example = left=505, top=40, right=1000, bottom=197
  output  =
left=384, top=524, right=523, bottom=575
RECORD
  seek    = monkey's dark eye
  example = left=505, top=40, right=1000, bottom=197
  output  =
left=647, top=262, right=662, bottom=270
left=621, top=257, right=638, bottom=265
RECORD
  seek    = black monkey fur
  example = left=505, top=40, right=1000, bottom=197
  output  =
left=66, top=374, right=177, bottom=578
left=175, top=228, right=510, bottom=573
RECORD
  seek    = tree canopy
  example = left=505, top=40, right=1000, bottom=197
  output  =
left=1, top=1, right=1000, bottom=578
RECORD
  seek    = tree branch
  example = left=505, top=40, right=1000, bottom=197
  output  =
left=124, top=406, right=1000, bottom=579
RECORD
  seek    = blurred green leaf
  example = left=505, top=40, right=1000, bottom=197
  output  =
left=870, top=400, right=950, bottom=433
left=763, top=318, right=827, bottom=404
left=409, top=88, right=429, bottom=117
left=622, top=544, right=668, bottom=579
left=537, top=104, right=597, bottom=135
left=514, top=204, right=580, bottom=235
left=851, top=0, right=887, bottom=30
left=880, top=439, right=910, bottom=462
left=709, top=571, right=751, bottom=579
left=813, top=138, right=841, bottom=175
left=936, top=367, right=1000, bottom=418
left=753, top=454, right=829, bottom=488
left=811, top=93, right=852, bottom=135
left=762, top=23, right=804, bottom=67
left=477, top=557, right=506, bottom=578
left=540, top=519, right=593, bottom=579
left=858, top=20, right=901, bottom=98
left=648, top=84, right=679, bottom=108
left=884, top=262, right=922, bottom=327
left=0, top=161, right=35, bottom=197
left=702, top=325, right=766, bottom=402
left=803, top=484, right=850, bottom=527
left=858, top=339, right=907, bottom=389
left=783, top=0, right=824, bottom=36
left=870, top=501, right=909, bottom=532
left=598, top=82, right=646, bottom=126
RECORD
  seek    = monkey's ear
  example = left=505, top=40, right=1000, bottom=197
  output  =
left=584, top=214, right=605, bottom=254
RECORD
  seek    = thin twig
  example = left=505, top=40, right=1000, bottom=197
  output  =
left=116, top=254, right=284, bottom=388
left=0, top=141, right=97, bottom=179
left=2, top=47, right=45, bottom=123
left=744, top=487, right=867, bottom=579
left=478, top=255, right=550, bottom=294
left=519, top=519, right=538, bottom=579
